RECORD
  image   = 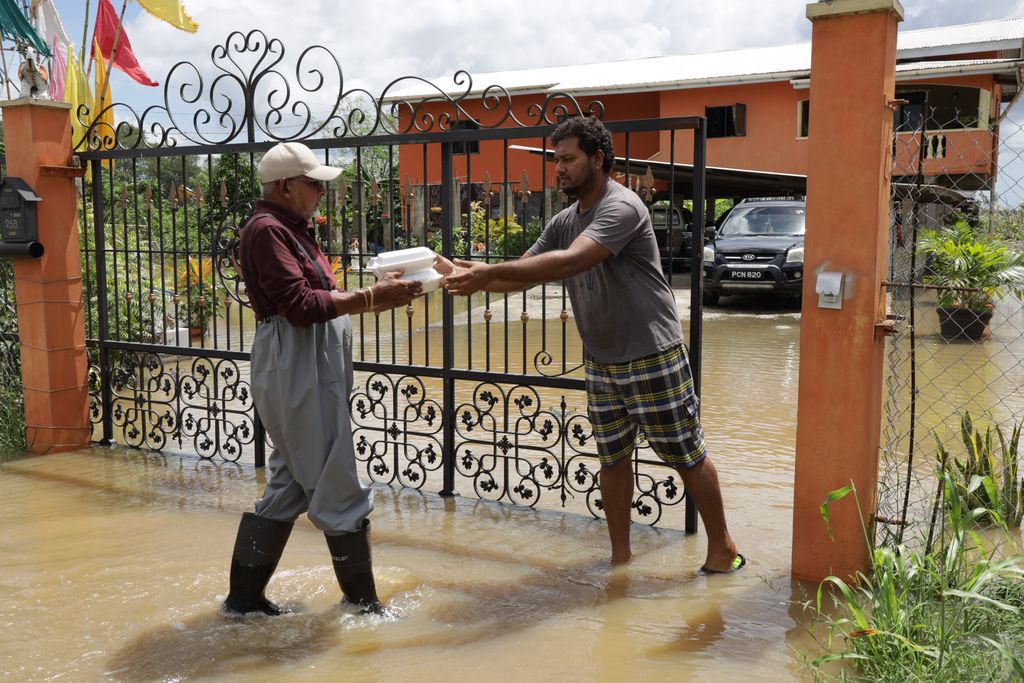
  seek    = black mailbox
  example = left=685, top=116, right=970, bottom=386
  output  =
left=0, top=177, right=44, bottom=259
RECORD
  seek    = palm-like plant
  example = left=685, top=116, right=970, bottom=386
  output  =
left=934, top=412, right=1024, bottom=528
left=917, top=220, right=1024, bottom=312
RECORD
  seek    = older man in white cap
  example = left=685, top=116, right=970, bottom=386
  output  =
left=223, top=142, right=421, bottom=616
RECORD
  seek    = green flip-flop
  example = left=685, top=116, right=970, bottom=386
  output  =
left=700, top=553, right=747, bottom=575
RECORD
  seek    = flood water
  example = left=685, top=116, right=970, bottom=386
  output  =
left=12, top=276, right=1024, bottom=681
left=7, top=235, right=1024, bottom=682
left=0, top=286, right=855, bottom=682
left=0, top=447, right=818, bottom=682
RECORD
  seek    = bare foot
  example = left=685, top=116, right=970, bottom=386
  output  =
left=610, top=551, right=632, bottom=567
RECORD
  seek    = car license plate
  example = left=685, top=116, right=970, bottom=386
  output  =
left=731, top=270, right=763, bottom=279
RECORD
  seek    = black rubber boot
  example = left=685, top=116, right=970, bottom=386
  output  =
left=325, top=520, right=383, bottom=614
left=223, top=512, right=294, bottom=616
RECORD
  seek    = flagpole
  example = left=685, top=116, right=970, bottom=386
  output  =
left=94, top=0, right=128, bottom=114
left=0, top=39, right=12, bottom=100
left=81, top=0, right=91, bottom=66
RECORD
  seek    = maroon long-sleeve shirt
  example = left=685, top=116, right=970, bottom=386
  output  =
left=239, top=200, right=337, bottom=326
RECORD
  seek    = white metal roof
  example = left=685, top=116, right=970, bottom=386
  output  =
left=789, top=58, right=1023, bottom=89
left=896, top=16, right=1024, bottom=53
left=385, top=17, right=1024, bottom=101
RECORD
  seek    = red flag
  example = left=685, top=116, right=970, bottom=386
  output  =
left=93, top=0, right=158, bottom=87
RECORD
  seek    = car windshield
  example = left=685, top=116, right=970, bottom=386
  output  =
left=719, top=206, right=806, bottom=237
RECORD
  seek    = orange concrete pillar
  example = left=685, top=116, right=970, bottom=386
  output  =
left=791, top=0, right=903, bottom=582
left=2, top=98, right=90, bottom=453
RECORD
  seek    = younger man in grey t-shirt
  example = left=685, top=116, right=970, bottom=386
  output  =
left=526, top=176, right=681, bottom=363
left=444, top=116, right=743, bottom=574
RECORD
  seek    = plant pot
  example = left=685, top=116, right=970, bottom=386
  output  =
left=190, top=326, right=207, bottom=337
left=937, top=307, right=993, bottom=341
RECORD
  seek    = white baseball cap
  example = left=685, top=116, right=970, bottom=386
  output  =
left=258, top=142, right=342, bottom=183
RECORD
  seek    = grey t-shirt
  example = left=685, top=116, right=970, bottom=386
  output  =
left=526, top=178, right=682, bottom=363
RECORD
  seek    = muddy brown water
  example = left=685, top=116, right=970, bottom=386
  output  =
left=0, top=443, right=818, bottom=682
left=7, top=284, right=1021, bottom=681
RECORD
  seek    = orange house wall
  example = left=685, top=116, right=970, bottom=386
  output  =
left=397, top=92, right=661, bottom=190
left=659, top=81, right=811, bottom=176
left=398, top=73, right=999, bottom=191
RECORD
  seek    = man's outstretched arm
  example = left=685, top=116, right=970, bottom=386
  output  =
left=443, top=235, right=611, bottom=296
left=433, top=254, right=529, bottom=293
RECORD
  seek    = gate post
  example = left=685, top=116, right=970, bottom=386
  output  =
left=439, top=141, right=457, bottom=497
left=791, top=0, right=902, bottom=582
left=2, top=99, right=90, bottom=453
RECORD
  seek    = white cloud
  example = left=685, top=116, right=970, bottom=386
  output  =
left=43, top=0, right=1024, bottom=139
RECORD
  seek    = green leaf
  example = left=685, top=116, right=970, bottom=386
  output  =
left=943, top=588, right=1018, bottom=612
left=979, top=637, right=1024, bottom=681
left=819, top=486, right=854, bottom=540
left=810, top=652, right=870, bottom=666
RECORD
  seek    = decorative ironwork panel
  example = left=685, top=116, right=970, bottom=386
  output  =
left=89, top=350, right=255, bottom=461
left=351, top=373, right=444, bottom=488
left=73, top=29, right=604, bottom=151
left=348, top=372, right=688, bottom=524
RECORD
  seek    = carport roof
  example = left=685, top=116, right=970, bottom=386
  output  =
left=385, top=17, right=1024, bottom=100
left=509, top=145, right=808, bottom=199
left=510, top=145, right=976, bottom=204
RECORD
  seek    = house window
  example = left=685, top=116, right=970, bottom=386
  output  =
left=451, top=120, right=480, bottom=155
left=797, top=99, right=810, bottom=138
left=894, top=86, right=988, bottom=132
left=706, top=104, right=746, bottom=138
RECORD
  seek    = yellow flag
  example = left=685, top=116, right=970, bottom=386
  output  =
left=64, top=44, right=92, bottom=153
left=133, top=0, right=199, bottom=33
left=93, top=39, right=115, bottom=171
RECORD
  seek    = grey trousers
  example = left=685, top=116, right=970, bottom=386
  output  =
left=250, top=314, right=372, bottom=534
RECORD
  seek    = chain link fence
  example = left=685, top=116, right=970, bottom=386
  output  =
left=879, top=94, right=1024, bottom=550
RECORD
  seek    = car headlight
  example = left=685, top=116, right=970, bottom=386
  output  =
left=785, top=246, right=804, bottom=264
left=703, top=245, right=715, bottom=263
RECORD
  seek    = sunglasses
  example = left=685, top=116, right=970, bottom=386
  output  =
left=288, top=176, right=326, bottom=192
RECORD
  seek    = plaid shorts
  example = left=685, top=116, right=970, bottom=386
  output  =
left=585, top=344, right=707, bottom=468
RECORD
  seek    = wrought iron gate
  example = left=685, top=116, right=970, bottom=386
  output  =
left=74, top=31, right=708, bottom=531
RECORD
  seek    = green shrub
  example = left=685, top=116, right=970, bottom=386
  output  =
left=808, top=478, right=1024, bottom=681
left=0, top=347, right=25, bottom=454
left=0, top=262, right=25, bottom=454
left=428, top=201, right=544, bottom=261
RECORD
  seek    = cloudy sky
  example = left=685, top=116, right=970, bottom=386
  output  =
left=43, top=0, right=1024, bottom=112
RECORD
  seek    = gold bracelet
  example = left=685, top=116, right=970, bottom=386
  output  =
left=368, top=285, right=375, bottom=312
left=360, top=287, right=370, bottom=311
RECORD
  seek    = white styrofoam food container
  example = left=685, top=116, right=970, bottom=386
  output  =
left=367, top=247, right=443, bottom=293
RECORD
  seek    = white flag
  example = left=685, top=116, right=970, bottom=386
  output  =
left=34, top=0, right=73, bottom=57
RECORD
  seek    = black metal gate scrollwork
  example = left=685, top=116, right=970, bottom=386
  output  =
left=74, top=30, right=707, bottom=531
left=351, top=373, right=444, bottom=489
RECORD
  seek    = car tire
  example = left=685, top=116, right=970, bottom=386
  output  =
left=702, top=291, right=719, bottom=307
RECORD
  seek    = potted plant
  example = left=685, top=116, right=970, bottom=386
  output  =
left=916, top=219, right=1024, bottom=341
left=176, top=257, right=224, bottom=336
